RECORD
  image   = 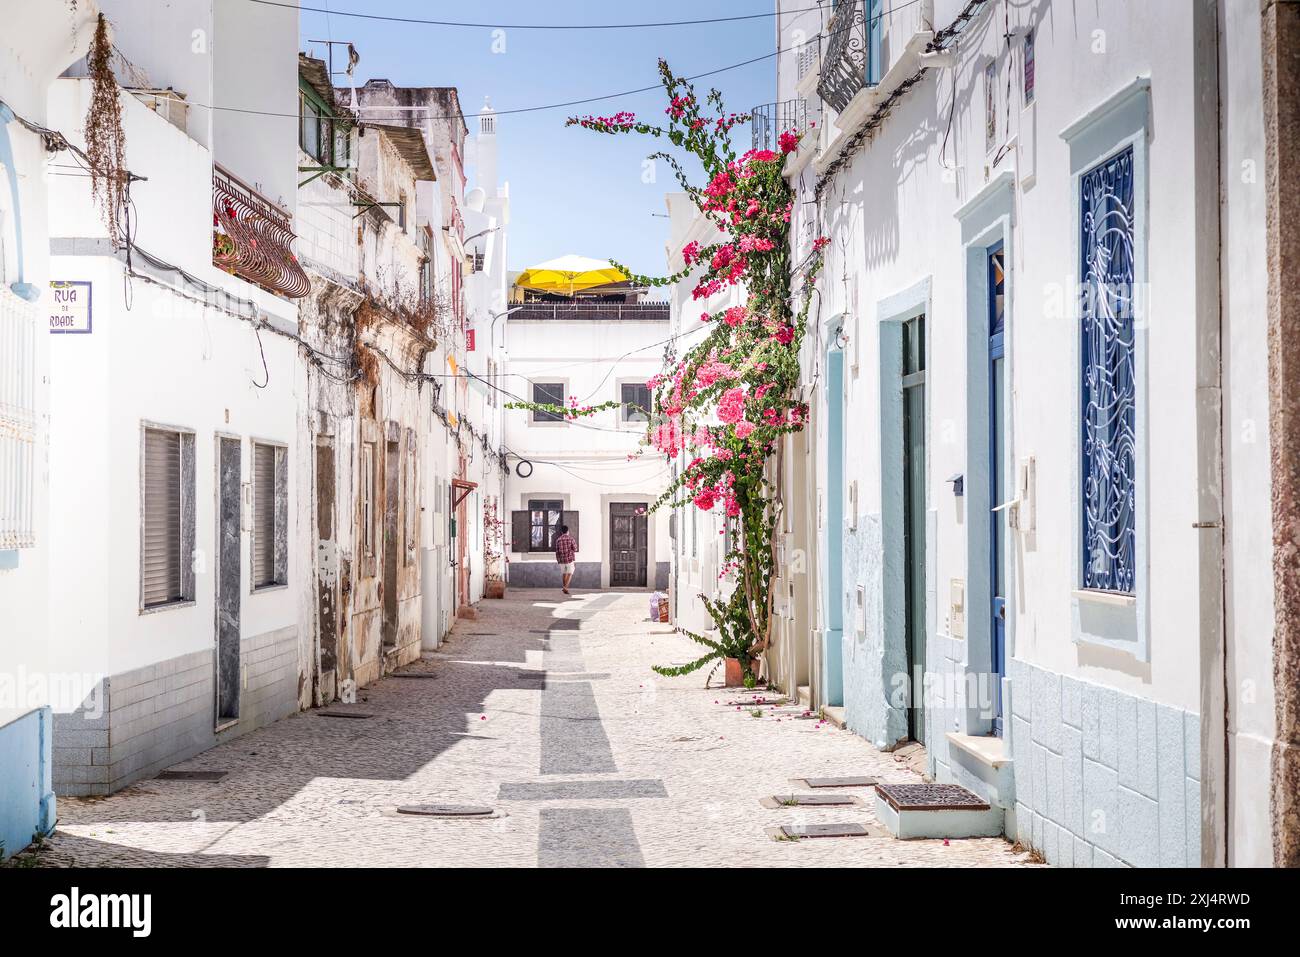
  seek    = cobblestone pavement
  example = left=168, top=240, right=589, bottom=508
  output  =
left=35, top=591, right=1032, bottom=867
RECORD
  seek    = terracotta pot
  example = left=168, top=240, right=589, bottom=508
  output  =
left=485, top=580, right=506, bottom=599
left=724, top=657, right=747, bottom=688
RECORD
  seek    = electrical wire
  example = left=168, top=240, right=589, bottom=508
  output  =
left=265, top=0, right=830, bottom=30
left=188, top=40, right=816, bottom=124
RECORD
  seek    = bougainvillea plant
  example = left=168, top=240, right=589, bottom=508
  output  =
left=570, top=60, right=826, bottom=687
left=504, top=396, right=622, bottom=421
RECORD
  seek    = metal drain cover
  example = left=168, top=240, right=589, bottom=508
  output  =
left=317, top=711, right=375, bottom=719
left=396, top=804, right=495, bottom=817
left=801, top=776, right=878, bottom=788
left=779, top=823, right=876, bottom=839
left=391, top=673, right=439, bottom=679
left=771, top=793, right=857, bottom=806
left=875, top=782, right=990, bottom=811
left=155, top=770, right=227, bottom=782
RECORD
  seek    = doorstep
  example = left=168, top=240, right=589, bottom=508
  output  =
left=943, top=732, right=1016, bottom=810
left=820, top=705, right=847, bottom=729
left=797, top=685, right=811, bottom=709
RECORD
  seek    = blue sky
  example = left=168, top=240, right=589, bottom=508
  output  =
left=296, top=0, right=779, bottom=277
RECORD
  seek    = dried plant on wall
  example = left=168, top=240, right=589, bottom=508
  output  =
left=83, top=13, right=128, bottom=244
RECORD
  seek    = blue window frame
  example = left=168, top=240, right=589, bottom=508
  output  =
left=1079, top=146, right=1136, bottom=594
left=866, top=0, right=883, bottom=86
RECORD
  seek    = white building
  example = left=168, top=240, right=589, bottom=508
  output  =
left=463, top=98, right=512, bottom=601
left=662, top=193, right=741, bottom=635
left=0, top=0, right=99, bottom=860
left=44, top=0, right=305, bottom=795
left=503, top=280, right=671, bottom=591
left=771, top=0, right=1285, bottom=865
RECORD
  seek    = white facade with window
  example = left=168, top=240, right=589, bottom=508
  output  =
left=503, top=310, right=671, bottom=591
left=41, top=1, right=304, bottom=796
left=0, top=0, right=100, bottom=861
left=777, top=0, right=1276, bottom=865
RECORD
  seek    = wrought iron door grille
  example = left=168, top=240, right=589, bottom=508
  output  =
left=1079, top=146, right=1137, bottom=594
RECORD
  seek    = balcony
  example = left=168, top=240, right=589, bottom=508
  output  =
left=213, top=164, right=310, bottom=299
left=511, top=301, right=669, bottom=322
left=817, top=0, right=880, bottom=114
left=751, top=100, right=815, bottom=152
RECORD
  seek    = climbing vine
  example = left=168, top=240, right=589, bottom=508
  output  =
left=504, top=397, right=621, bottom=420
left=570, top=60, right=825, bottom=686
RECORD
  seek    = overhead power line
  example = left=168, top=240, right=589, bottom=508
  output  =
left=193, top=41, right=815, bottom=123
left=252, top=0, right=826, bottom=30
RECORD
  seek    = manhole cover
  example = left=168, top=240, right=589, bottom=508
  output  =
left=779, top=823, right=876, bottom=839
left=395, top=804, right=495, bottom=817
left=391, top=673, right=439, bottom=679
left=724, top=698, right=785, bottom=707
left=771, top=793, right=856, bottom=806
left=155, top=770, right=227, bottom=782
left=317, top=711, right=375, bottom=719
left=875, top=782, right=989, bottom=811
left=801, top=776, right=877, bottom=788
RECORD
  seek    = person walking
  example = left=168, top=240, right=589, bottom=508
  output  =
left=554, top=523, right=577, bottom=595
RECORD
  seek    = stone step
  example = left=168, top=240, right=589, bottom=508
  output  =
left=820, top=705, right=847, bottom=729
left=944, top=732, right=1015, bottom=809
left=873, top=782, right=1004, bottom=840
left=797, top=685, right=811, bottom=708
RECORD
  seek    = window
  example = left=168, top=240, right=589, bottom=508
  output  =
left=1079, top=145, right=1136, bottom=594
left=1023, top=29, right=1036, bottom=106
left=405, top=430, right=418, bottom=560
left=528, top=499, right=562, bottom=550
left=985, top=60, right=998, bottom=150
left=252, top=442, right=287, bottom=589
left=532, top=382, right=565, bottom=422
left=0, top=289, right=36, bottom=551
left=362, top=442, right=376, bottom=557
left=299, top=93, right=332, bottom=164
left=142, top=426, right=194, bottom=608
left=621, top=382, right=651, bottom=423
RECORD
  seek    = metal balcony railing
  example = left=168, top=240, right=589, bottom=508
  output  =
left=751, top=100, right=814, bottom=152
left=213, top=164, right=310, bottom=299
left=818, top=0, right=880, bottom=114
left=512, top=302, right=669, bottom=322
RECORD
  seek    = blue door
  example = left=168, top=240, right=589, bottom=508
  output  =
left=988, top=244, right=1007, bottom=736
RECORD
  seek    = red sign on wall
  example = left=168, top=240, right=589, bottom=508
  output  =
left=466, top=328, right=476, bottom=351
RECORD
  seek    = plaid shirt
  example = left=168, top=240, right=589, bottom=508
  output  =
left=554, top=532, right=577, bottom=564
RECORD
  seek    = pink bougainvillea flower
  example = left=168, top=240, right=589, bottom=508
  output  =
left=812, top=235, right=831, bottom=252
left=734, top=421, right=756, bottom=440
left=778, top=129, right=801, bottom=153
left=772, top=325, right=795, bottom=345
left=723, top=305, right=747, bottom=327
left=717, top=387, right=746, bottom=424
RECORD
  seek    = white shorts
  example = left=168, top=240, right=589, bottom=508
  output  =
left=560, top=562, right=576, bottom=575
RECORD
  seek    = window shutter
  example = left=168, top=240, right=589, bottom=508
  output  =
left=511, top=510, right=529, bottom=552
left=562, top=510, right=579, bottom=550
left=253, top=443, right=276, bottom=587
left=143, top=429, right=182, bottom=606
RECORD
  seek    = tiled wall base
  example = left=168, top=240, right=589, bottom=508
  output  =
left=927, top=652, right=1201, bottom=867
left=52, top=626, right=299, bottom=797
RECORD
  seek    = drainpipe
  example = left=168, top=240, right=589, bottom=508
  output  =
left=1262, top=0, right=1300, bottom=868
left=1195, top=0, right=1228, bottom=869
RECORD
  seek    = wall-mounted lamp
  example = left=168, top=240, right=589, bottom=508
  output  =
left=945, top=473, right=964, bottom=497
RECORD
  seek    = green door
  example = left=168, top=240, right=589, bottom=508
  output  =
left=902, top=315, right=927, bottom=743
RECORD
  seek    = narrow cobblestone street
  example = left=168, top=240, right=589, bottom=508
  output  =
left=36, top=592, right=1030, bottom=868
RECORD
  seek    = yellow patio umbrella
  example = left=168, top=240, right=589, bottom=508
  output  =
left=515, top=255, right=627, bottom=296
